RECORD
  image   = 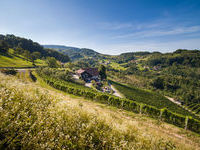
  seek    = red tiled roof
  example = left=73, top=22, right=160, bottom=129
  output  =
left=76, top=68, right=99, bottom=76
left=76, top=69, right=85, bottom=74
left=83, top=68, right=99, bottom=76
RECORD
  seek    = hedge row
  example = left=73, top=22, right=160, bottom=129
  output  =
left=38, top=73, right=200, bottom=134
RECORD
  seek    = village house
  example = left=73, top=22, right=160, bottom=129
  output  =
left=76, top=68, right=99, bottom=82
left=153, top=66, right=161, bottom=71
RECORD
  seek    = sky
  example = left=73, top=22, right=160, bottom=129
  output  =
left=0, top=0, right=200, bottom=54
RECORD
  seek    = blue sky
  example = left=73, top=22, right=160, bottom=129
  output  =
left=0, top=0, right=200, bottom=54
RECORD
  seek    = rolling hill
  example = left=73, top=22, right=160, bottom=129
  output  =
left=0, top=34, right=70, bottom=63
left=43, top=45, right=101, bottom=61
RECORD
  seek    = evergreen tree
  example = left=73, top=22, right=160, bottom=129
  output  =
left=99, top=65, right=107, bottom=80
left=0, top=40, right=9, bottom=53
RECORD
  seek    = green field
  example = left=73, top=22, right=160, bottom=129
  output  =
left=0, top=50, right=46, bottom=67
left=111, top=80, right=196, bottom=117
left=109, top=62, right=126, bottom=70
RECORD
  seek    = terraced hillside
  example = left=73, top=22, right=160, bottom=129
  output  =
left=110, top=80, right=197, bottom=117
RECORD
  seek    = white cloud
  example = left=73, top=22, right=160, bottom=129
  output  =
left=112, top=25, right=200, bottom=39
left=97, top=38, right=200, bottom=54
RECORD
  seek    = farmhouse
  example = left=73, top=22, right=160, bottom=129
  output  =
left=76, top=68, right=99, bottom=82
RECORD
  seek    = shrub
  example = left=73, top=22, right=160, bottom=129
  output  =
left=162, top=109, right=186, bottom=128
left=187, top=117, right=200, bottom=134
left=108, top=96, right=122, bottom=108
left=0, top=69, right=17, bottom=75
left=29, top=71, right=37, bottom=82
left=143, top=105, right=161, bottom=118
left=95, top=94, right=109, bottom=104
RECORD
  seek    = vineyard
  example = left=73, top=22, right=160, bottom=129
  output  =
left=36, top=70, right=200, bottom=134
left=187, top=103, right=200, bottom=116
left=110, top=81, right=197, bottom=117
left=2, top=72, right=193, bottom=149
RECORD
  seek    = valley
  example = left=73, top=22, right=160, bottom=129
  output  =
left=1, top=34, right=200, bottom=149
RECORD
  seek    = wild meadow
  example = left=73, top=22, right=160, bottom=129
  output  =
left=1, top=73, right=200, bottom=149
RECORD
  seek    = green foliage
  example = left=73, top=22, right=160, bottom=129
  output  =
left=143, top=105, right=161, bottom=118
left=37, top=67, right=72, bottom=82
left=29, top=71, right=37, bottom=82
left=0, top=69, right=17, bottom=75
left=22, top=50, right=31, bottom=61
left=110, top=80, right=196, bottom=117
left=146, top=50, right=200, bottom=67
left=162, top=109, right=186, bottom=128
left=30, top=51, right=41, bottom=64
left=1, top=73, right=186, bottom=149
left=0, top=40, right=9, bottom=53
left=37, top=70, right=200, bottom=134
left=43, top=45, right=101, bottom=61
left=111, top=52, right=150, bottom=64
left=0, top=49, right=46, bottom=67
left=46, top=57, right=60, bottom=68
left=99, top=65, right=107, bottom=80
left=187, top=117, right=200, bottom=134
left=152, top=77, right=165, bottom=89
left=0, top=34, right=70, bottom=62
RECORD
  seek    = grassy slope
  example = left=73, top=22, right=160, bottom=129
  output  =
left=0, top=49, right=46, bottom=67
left=109, top=62, right=126, bottom=70
left=1, top=73, right=200, bottom=149
left=111, top=80, right=195, bottom=117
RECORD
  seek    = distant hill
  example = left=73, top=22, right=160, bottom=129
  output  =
left=43, top=45, right=101, bottom=61
left=43, top=45, right=80, bottom=51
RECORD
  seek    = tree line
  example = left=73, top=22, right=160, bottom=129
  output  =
left=0, top=34, right=70, bottom=63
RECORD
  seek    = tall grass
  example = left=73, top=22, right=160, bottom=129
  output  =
left=0, top=73, right=198, bottom=149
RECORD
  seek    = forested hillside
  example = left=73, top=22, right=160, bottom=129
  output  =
left=43, top=45, right=101, bottom=61
left=103, top=49, right=200, bottom=117
left=0, top=34, right=70, bottom=63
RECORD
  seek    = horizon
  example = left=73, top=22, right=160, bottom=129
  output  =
left=42, top=44, right=200, bottom=55
left=1, top=0, right=200, bottom=54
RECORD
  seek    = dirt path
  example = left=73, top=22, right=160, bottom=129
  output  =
left=111, top=85, right=123, bottom=98
left=165, top=96, right=200, bottom=118
left=165, top=96, right=181, bottom=105
left=85, top=83, right=92, bottom=88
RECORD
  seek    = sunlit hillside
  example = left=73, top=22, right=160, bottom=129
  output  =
left=0, top=73, right=200, bottom=149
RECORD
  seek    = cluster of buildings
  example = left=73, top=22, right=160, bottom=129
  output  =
left=76, top=68, right=99, bottom=82
left=75, top=67, right=112, bottom=93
